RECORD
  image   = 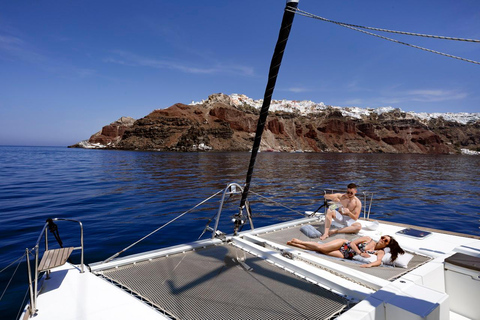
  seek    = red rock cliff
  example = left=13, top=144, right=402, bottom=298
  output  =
left=70, top=94, right=480, bottom=154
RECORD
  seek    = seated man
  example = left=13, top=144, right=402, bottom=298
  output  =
left=320, top=183, right=362, bottom=240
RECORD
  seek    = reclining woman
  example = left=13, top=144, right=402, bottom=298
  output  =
left=287, top=235, right=404, bottom=268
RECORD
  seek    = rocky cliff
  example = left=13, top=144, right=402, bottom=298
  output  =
left=70, top=93, right=480, bottom=154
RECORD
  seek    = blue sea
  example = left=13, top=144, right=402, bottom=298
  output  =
left=1, top=146, right=479, bottom=319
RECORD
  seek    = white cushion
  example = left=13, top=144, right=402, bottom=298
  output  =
left=381, top=247, right=413, bottom=268
left=363, top=221, right=379, bottom=231
left=352, top=254, right=377, bottom=264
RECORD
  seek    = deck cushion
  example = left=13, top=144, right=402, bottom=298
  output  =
left=300, top=225, right=322, bottom=238
left=352, top=254, right=377, bottom=264
left=382, top=247, right=414, bottom=268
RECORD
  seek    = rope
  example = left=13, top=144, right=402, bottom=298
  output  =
left=249, top=190, right=306, bottom=217
left=102, top=189, right=224, bottom=263
left=0, top=252, right=26, bottom=274
left=0, top=252, right=27, bottom=303
left=288, top=7, right=480, bottom=65
left=0, top=252, right=31, bottom=314
left=46, top=218, right=64, bottom=248
left=291, top=8, right=480, bottom=42
left=16, top=287, right=30, bottom=320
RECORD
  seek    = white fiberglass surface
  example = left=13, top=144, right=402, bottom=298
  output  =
left=25, top=264, right=167, bottom=320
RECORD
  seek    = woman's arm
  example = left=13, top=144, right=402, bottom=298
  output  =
left=349, top=236, right=371, bottom=256
left=360, top=250, right=385, bottom=268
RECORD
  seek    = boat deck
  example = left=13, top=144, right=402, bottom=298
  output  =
left=23, top=263, right=168, bottom=320
left=92, top=217, right=436, bottom=319
left=100, top=243, right=349, bottom=319
left=24, top=216, right=480, bottom=320
left=257, top=221, right=432, bottom=281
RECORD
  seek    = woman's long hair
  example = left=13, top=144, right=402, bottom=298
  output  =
left=387, top=236, right=405, bottom=262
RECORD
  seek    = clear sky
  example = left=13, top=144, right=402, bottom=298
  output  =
left=1, top=0, right=479, bottom=146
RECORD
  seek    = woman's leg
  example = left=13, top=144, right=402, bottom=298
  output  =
left=287, top=238, right=346, bottom=256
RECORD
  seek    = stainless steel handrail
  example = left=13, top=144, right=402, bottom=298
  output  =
left=323, top=188, right=374, bottom=219
left=211, top=183, right=248, bottom=239
left=26, top=218, right=84, bottom=317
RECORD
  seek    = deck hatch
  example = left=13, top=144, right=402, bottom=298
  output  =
left=99, top=244, right=348, bottom=319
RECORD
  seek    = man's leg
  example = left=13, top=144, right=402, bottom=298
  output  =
left=333, top=222, right=362, bottom=235
left=320, top=209, right=335, bottom=240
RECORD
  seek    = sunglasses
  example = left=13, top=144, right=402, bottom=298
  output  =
left=346, top=191, right=354, bottom=195
left=381, top=236, right=390, bottom=245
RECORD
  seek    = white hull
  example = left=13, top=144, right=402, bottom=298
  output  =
left=20, top=216, right=480, bottom=320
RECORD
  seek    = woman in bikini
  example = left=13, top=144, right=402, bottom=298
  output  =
left=286, top=235, right=404, bottom=268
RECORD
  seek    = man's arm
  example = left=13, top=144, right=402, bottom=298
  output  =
left=342, top=198, right=362, bottom=220
left=324, top=193, right=342, bottom=202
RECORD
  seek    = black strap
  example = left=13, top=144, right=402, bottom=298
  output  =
left=46, top=218, right=63, bottom=248
left=312, top=198, right=328, bottom=215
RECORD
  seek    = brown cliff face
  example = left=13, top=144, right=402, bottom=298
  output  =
left=70, top=94, right=480, bottom=154
left=116, top=100, right=255, bottom=151
left=86, top=116, right=135, bottom=146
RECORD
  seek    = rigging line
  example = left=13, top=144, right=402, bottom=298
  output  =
left=340, top=22, right=480, bottom=65
left=0, top=255, right=24, bottom=301
left=16, top=287, right=30, bottom=320
left=289, top=8, right=480, bottom=42
left=289, top=8, right=480, bottom=65
left=248, top=190, right=305, bottom=217
left=102, top=189, right=224, bottom=264
left=0, top=252, right=27, bottom=274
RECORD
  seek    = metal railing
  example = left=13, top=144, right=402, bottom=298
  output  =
left=323, top=189, right=374, bottom=219
left=212, top=183, right=251, bottom=238
left=26, top=218, right=84, bottom=317
left=197, top=183, right=254, bottom=240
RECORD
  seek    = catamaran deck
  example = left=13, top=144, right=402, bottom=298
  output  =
left=257, top=221, right=432, bottom=281
left=25, top=216, right=480, bottom=320
left=100, top=243, right=348, bottom=319
left=93, top=220, right=433, bottom=319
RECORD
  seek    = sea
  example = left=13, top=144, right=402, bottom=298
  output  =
left=1, top=146, right=479, bottom=319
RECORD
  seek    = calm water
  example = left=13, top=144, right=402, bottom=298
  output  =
left=1, top=146, right=479, bottom=318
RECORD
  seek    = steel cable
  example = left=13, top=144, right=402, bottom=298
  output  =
left=291, top=8, right=480, bottom=42
left=288, top=7, right=480, bottom=65
left=102, top=189, right=224, bottom=263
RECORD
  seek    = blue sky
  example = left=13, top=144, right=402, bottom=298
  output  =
left=1, top=0, right=479, bottom=146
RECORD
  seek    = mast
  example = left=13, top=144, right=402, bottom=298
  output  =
left=236, top=0, right=299, bottom=234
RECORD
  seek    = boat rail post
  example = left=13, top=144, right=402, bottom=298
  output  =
left=33, top=244, right=39, bottom=314
left=25, top=248, right=36, bottom=317
left=362, top=193, right=367, bottom=219
left=44, top=229, right=51, bottom=279
left=45, top=230, right=48, bottom=251
left=367, top=193, right=373, bottom=219
left=79, top=220, right=84, bottom=273
left=52, top=218, right=85, bottom=273
left=213, top=183, right=244, bottom=238
left=361, top=191, right=374, bottom=219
